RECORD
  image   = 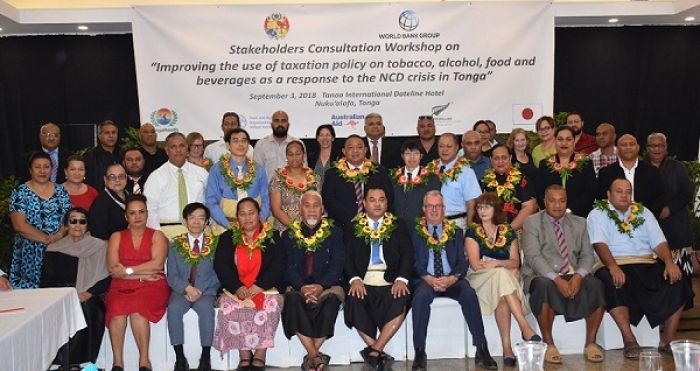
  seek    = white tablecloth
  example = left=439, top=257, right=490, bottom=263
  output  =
left=0, top=287, right=87, bottom=371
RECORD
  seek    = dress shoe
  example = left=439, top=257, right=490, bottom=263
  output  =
left=503, top=356, right=517, bottom=367
left=198, top=356, right=212, bottom=371
left=174, top=358, right=189, bottom=371
left=412, top=348, right=427, bottom=371
left=522, top=333, right=542, bottom=342
left=139, top=367, right=153, bottom=371
left=474, top=343, right=498, bottom=370
left=111, top=367, right=124, bottom=371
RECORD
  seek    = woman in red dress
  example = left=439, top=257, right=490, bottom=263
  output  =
left=105, top=194, right=170, bottom=371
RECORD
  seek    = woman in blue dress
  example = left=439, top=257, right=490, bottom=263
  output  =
left=9, top=152, right=72, bottom=288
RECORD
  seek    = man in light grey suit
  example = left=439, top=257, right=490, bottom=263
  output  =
left=521, top=184, right=606, bottom=364
left=166, top=203, right=220, bottom=371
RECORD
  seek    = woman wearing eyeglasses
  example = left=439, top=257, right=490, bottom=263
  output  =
left=105, top=194, right=170, bottom=371
left=187, top=132, right=213, bottom=170
left=43, top=207, right=110, bottom=368
left=531, top=116, right=557, bottom=168
left=8, top=151, right=71, bottom=288
left=89, top=163, right=129, bottom=240
left=466, top=193, right=540, bottom=367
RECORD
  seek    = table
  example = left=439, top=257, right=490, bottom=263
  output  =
left=0, top=287, right=87, bottom=371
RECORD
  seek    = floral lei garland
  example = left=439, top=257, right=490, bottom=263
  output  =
left=230, top=219, right=275, bottom=257
left=287, top=218, right=333, bottom=252
left=470, top=223, right=513, bottom=252
left=333, top=158, right=377, bottom=184
left=390, top=167, right=431, bottom=190
left=426, top=157, right=471, bottom=184
left=593, top=199, right=645, bottom=237
left=171, top=232, right=219, bottom=267
left=277, top=167, right=318, bottom=195
left=482, top=165, right=524, bottom=204
left=546, top=153, right=589, bottom=188
left=220, top=154, right=256, bottom=191
left=414, top=217, right=457, bottom=253
left=352, top=212, right=398, bottom=244
left=202, top=158, right=213, bottom=170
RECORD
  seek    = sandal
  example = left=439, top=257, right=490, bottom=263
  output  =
left=237, top=351, right=253, bottom=371
left=545, top=344, right=563, bottom=364
left=310, top=354, right=328, bottom=371
left=623, top=341, right=641, bottom=360
left=251, top=357, right=267, bottom=371
left=584, top=343, right=605, bottom=363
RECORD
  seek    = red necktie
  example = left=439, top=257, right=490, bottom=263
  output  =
left=553, top=220, right=570, bottom=274
left=189, top=238, right=200, bottom=285
left=371, top=140, right=379, bottom=163
left=305, top=251, right=314, bottom=277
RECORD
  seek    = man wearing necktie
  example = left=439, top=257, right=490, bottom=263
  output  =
left=362, top=113, right=402, bottom=170
left=343, top=187, right=412, bottom=371
left=123, top=148, right=146, bottom=195
left=38, top=122, right=70, bottom=183
left=521, top=184, right=605, bottom=364
left=322, top=135, right=394, bottom=231
left=144, top=133, right=209, bottom=239
left=391, top=140, right=440, bottom=224
left=166, top=203, right=220, bottom=371
left=409, top=191, right=496, bottom=370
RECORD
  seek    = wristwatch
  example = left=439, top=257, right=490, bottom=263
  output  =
left=125, top=267, right=134, bottom=276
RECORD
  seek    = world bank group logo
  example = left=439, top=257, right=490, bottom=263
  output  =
left=150, top=108, right=178, bottom=127
left=264, top=13, right=290, bottom=39
left=398, top=10, right=419, bottom=32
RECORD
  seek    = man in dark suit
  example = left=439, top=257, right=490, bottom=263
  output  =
left=416, top=115, right=439, bottom=166
left=597, top=134, right=665, bottom=216
left=391, top=140, right=440, bottom=223
left=344, top=187, right=412, bottom=371
left=122, top=148, right=146, bottom=195
left=322, top=135, right=393, bottom=230
left=363, top=113, right=402, bottom=170
left=38, top=122, right=71, bottom=183
left=84, top=120, right=121, bottom=191
left=409, top=190, right=496, bottom=371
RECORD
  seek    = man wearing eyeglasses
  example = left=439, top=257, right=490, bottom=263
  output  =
left=363, top=113, right=402, bottom=170
left=138, top=123, right=168, bottom=180
left=416, top=115, right=439, bottom=166
left=203, top=112, right=254, bottom=163
left=36, top=122, right=71, bottom=183
left=409, top=191, right=496, bottom=370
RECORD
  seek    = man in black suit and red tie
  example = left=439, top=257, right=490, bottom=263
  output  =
left=322, top=135, right=393, bottom=231
left=343, top=186, right=412, bottom=371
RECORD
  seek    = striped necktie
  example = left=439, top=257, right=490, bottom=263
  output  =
left=553, top=219, right=571, bottom=274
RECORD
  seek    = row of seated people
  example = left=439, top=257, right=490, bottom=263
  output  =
left=7, top=177, right=689, bottom=371
left=5, top=112, right=693, bottom=369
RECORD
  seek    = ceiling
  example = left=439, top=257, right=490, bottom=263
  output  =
left=0, top=0, right=698, bottom=35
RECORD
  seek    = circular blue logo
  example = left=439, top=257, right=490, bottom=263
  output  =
left=399, top=10, right=419, bottom=32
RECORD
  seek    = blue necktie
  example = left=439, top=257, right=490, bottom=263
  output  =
left=48, top=149, right=58, bottom=182
left=370, top=221, right=382, bottom=265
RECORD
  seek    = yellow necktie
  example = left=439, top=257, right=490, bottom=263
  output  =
left=177, top=168, right=187, bottom=212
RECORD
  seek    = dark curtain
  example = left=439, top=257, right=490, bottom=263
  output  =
left=1, top=27, right=699, bottom=177
left=0, top=34, right=139, bottom=178
left=555, top=26, right=700, bottom=160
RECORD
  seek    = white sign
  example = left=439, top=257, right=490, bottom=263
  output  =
left=132, top=2, right=554, bottom=139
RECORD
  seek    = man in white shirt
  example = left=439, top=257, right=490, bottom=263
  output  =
left=0, top=268, right=11, bottom=290
left=253, top=110, right=304, bottom=178
left=203, top=112, right=253, bottom=162
left=144, top=132, right=209, bottom=238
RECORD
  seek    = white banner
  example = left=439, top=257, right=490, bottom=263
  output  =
left=132, top=2, right=554, bottom=139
